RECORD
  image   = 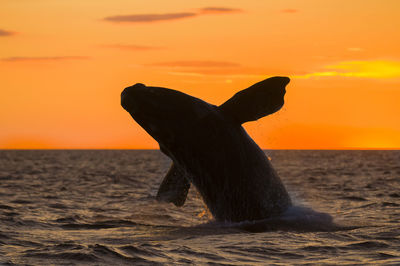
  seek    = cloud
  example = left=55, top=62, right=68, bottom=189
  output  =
left=1, top=56, right=90, bottom=62
left=0, top=29, right=16, bottom=36
left=166, top=69, right=264, bottom=78
left=347, top=47, right=364, bottom=52
left=166, top=69, right=279, bottom=78
left=104, top=7, right=242, bottom=23
left=281, top=9, right=298, bottom=13
left=199, top=7, right=243, bottom=14
left=149, top=60, right=287, bottom=78
left=150, top=60, right=240, bottom=68
left=104, top=12, right=197, bottom=23
left=102, top=44, right=163, bottom=51
left=295, top=60, right=400, bottom=79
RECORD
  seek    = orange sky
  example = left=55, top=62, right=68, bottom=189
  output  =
left=1, top=0, right=399, bottom=149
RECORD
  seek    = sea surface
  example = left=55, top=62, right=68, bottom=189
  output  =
left=0, top=150, right=399, bottom=265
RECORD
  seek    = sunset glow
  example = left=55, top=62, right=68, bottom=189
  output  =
left=1, top=0, right=399, bottom=149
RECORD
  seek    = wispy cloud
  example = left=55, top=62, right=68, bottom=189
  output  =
left=148, top=60, right=285, bottom=78
left=104, top=13, right=196, bottom=23
left=281, top=9, right=298, bottom=13
left=166, top=69, right=264, bottom=78
left=1, top=56, right=90, bottom=62
left=104, top=7, right=243, bottom=23
left=198, top=7, right=243, bottom=14
left=347, top=47, right=364, bottom=52
left=150, top=60, right=240, bottom=68
left=295, top=60, right=400, bottom=79
left=0, top=29, right=16, bottom=37
left=102, top=44, right=163, bottom=51
left=166, top=69, right=279, bottom=78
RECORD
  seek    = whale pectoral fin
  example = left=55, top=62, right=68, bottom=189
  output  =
left=156, top=163, right=190, bottom=207
left=218, top=76, right=290, bottom=124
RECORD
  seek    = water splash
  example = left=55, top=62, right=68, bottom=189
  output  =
left=203, top=206, right=361, bottom=233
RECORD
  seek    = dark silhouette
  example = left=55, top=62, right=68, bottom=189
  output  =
left=121, top=77, right=292, bottom=222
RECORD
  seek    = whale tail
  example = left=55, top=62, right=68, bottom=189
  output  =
left=218, top=76, right=290, bottom=124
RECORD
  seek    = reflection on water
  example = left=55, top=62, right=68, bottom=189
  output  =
left=0, top=150, right=399, bottom=264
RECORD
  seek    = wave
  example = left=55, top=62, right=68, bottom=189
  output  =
left=203, top=206, right=361, bottom=233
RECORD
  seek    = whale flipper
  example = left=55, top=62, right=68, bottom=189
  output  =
left=156, top=163, right=190, bottom=207
left=218, top=76, right=289, bottom=124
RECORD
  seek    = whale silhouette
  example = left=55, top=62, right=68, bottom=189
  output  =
left=121, top=76, right=292, bottom=222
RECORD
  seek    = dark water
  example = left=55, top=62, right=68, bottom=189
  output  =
left=0, top=150, right=399, bottom=265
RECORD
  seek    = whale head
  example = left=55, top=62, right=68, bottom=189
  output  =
left=121, top=83, right=212, bottom=149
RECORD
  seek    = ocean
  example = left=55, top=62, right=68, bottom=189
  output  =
left=0, top=150, right=399, bottom=265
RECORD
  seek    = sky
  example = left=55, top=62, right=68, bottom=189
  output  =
left=1, top=0, right=399, bottom=149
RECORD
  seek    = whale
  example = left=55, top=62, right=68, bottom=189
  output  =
left=121, top=76, right=292, bottom=222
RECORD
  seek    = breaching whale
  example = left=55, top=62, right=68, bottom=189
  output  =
left=121, top=77, right=292, bottom=222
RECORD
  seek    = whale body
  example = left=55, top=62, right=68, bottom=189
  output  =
left=121, top=76, right=292, bottom=222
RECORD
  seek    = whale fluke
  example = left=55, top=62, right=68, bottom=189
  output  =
left=218, top=76, right=289, bottom=124
left=156, top=163, right=190, bottom=207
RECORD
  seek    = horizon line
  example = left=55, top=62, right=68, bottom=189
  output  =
left=1, top=148, right=399, bottom=151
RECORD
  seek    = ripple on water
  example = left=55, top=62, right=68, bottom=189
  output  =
left=24, top=251, right=99, bottom=262
left=345, top=241, right=390, bottom=250
left=59, top=219, right=139, bottom=230
left=0, top=150, right=400, bottom=265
